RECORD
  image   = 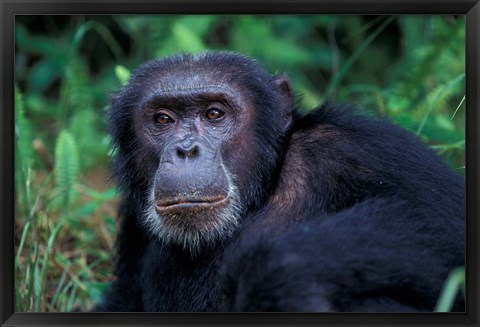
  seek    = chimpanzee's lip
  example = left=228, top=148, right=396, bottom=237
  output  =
left=155, top=195, right=229, bottom=212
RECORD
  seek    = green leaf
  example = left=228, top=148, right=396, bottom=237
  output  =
left=15, top=86, right=33, bottom=204
left=54, top=130, right=80, bottom=207
left=84, top=281, right=112, bottom=303
left=171, top=22, right=207, bottom=53
left=114, top=65, right=131, bottom=85
left=435, top=267, right=465, bottom=312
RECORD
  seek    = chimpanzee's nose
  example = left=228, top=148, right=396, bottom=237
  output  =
left=176, top=144, right=200, bottom=160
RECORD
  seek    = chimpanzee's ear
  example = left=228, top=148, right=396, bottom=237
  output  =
left=274, top=75, right=292, bottom=104
left=274, top=75, right=293, bottom=130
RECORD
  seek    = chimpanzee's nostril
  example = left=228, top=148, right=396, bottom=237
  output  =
left=176, top=148, right=186, bottom=160
left=176, top=145, right=200, bottom=160
left=189, top=146, right=199, bottom=159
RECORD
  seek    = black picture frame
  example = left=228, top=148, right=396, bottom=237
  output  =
left=1, top=1, right=479, bottom=326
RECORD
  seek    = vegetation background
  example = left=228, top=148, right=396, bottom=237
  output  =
left=14, top=15, right=465, bottom=312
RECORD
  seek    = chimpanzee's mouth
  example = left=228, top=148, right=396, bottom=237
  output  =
left=155, top=195, right=229, bottom=213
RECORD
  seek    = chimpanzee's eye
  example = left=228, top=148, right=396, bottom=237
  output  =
left=154, top=113, right=174, bottom=124
left=205, top=107, right=225, bottom=121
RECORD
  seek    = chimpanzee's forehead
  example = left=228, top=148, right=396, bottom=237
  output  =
left=137, top=61, right=249, bottom=98
left=141, top=68, right=241, bottom=100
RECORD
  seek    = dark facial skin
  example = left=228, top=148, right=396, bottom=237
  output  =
left=143, top=90, right=235, bottom=203
left=134, top=84, right=254, bottom=248
left=149, top=92, right=229, bottom=206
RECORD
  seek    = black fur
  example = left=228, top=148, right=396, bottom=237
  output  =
left=93, top=51, right=465, bottom=312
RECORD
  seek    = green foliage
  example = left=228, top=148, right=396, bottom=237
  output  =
left=60, top=58, right=94, bottom=121
left=115, top=65, right=131, bottom=85
left=14, top=15, right=465, bottom=312
left=325, top=16, right=396, bottom=98
left=54, top=130, right=79, bottom=207
left=414, top=74, right=464, bottom=136
left=69, top=109, right=109, bottom=169
left=15, top=85, right=33, bottom=214
left=435, top=267, right=465, bottom=312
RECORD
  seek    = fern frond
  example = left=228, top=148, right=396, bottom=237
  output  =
left=15, top=85, right=33, bottom=168
left=15, top=85, right=33, bottom=209
left=69, top=109, right=108, bottom=169
left=58, top=56, right=93, bottom=123
left=54, top=130, right=80, bottom=207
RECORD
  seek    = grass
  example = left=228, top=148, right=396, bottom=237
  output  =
left=15, top=167, right=117, bottom=311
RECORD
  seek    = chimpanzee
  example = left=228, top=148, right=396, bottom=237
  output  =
left=93, top=51, right=465, bottom=312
